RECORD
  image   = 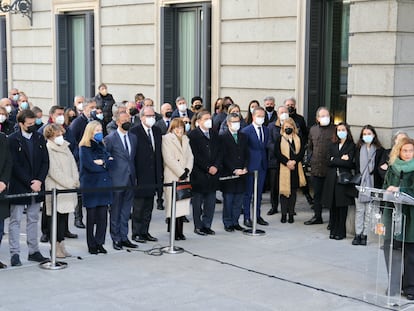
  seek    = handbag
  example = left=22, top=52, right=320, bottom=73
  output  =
left=337, top=171, right=354, bottom=185
left=176, top=183, right=192, bottom=201
left=350, top=173, right=362, bottom=185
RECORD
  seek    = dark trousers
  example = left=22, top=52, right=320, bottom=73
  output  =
left=41, top=202, right=49, bottom=235
left=47, top=212, right=66, bottom=243
left=192, top=192, right=216, bottom=230
left=268, top=168, right=279, bottom=210
left=131, top=197, right=154, bottom=237
left=280, top=191, right=297, bottom=216
left=110, top=188, right=134, bottom=243
left=329, top=205, right=348, bottom=238
left=311, top=176, right=326, bottom=219
left=222, top=192, right=243, bottom=227
left=0, top=218, right=3, bottom=243
left=86, top=206, right=108, bottom=249
left=243, top=169, right=266, bottom=220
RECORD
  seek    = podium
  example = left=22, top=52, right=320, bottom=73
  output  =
left=356, top=186, right=414, bottom=309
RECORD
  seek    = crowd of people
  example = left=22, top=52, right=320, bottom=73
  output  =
left=0, top=87, right=414, bottom=299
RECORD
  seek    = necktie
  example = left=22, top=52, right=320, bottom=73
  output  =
left=258, top=127, right=263, bottom=143
left=147, top=128, right=154, bottom=150
left=232, top=133, right=238, bottom=143
left=205, top=131, right=210, bottom=139
left=166, top=120, right=170, bottom=129
left=124, top=134, right=129, bottom=154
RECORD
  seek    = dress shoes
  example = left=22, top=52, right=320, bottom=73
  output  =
left=157, top=202, right=165, bottom=210
left=288, top=215, right=294, bottom=224
left=194, top=228, right=207, bottom=236
left=0, top=261, right=7, bottom=269
left=202, top=227, right=215, bottom=235
left=175, top=234, right=186, bottom=240
left=352, top=235, right=361, bottom=245
left=407, top=293, right=414, bottom=300
left=11, top=254, right=22, bottom=266
left=182, top=216, right=190, bottom=223
left=334, top=235, right=344, bottom=240
left=133, top=236, right=147, bottom=243
left=257, top=217, right=269, bottom=226
left=40, top=233, right=49, bottom=243
left=304, top=217, right=323, bottom=225
left=113, top=241, right=123, bottom=251
left=329, top=234, right=335, bottom=239
left=121, top=239, right=138, bottom=248
left=97, top=245, right=107, bottom=254
left=144, top=233, right=158, bottom=242
left=233, top=224, right=244, bottom=231
left=89, top=247, right=98, bottom=255
left=28, top=251, right=48, bottom=263
left=224, top=226, right=234, bottom=232
left=244, top=219, right=253, bottom=228
left=74, top=219, right=86, bottom=229
left=64, top=231, right=78, bottom=239
left=281, top=215, right=287, bottom=223
left=267, top=208, right=278, bottom=215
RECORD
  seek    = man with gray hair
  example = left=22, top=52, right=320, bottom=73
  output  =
left=106, top=102, right=127, bottom=135
left=263, top=96, right=277, bottom=126
left=171, top=96, right=194, bottom=120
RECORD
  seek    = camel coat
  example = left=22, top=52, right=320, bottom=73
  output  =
left=45, top=140, right=80, bottom=215
left=162, top=133, right=193, bottom=218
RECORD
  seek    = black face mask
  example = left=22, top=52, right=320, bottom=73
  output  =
left=194, top=104, right=202, bottom=110
left=288, top=107, right=296, bottom=114
left=129, top=108, right=138, bottom=116
left=285, top=128, right=293, bottom=135
left=121, top=122, right=132, bottom=131
left=26, top=124, right=37, bottom=134
left=265, top=106, right=274, bottom=112
left=69, top=116, right=76, bottom=122
left=165, top=111, right=173, bottom=118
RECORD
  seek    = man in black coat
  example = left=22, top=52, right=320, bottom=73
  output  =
left=219, top=113, right=249, bottom=232
left=263, top=96, right=277, bottom=126
left=130, top=106, right=163, bottom=243
left=188, top=110, right=221, bottom=235
left=8, top=109, right=49, bottom=266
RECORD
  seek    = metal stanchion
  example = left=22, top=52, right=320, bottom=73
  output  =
left=161, top=181, right=184, bottom=254
left=244, top=170, right=265, bottom=236
left=40, top=188, right=68, bottom=270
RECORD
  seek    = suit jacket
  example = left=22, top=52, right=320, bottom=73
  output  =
left=154, top=118, right=170, bottom=135
left=8, top=129, right=49, bottom=204
left=171, top=109, right=194, bottom=120
left=241, top=123, right=269, bottom=172
left=264, top=110, right=277, bottom=126
left=130, top=124, right=163, bottom=197
left=188, top=127, right=221, bottom=193
left=104, top=130, right=137, bottom=187
left=219, top=130, right=249, bottom=193
left=0, top=133, right=12, bottom=219
left=69, top=114, right=89, bottom=144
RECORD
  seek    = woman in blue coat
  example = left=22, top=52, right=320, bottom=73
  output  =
left=79, top=121, right=113, bottom=254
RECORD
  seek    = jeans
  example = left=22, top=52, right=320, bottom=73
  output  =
left=222, top=192, right=243, bottom=227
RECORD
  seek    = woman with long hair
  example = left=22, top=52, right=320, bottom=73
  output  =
left=245, top=100, right=260, bottom=125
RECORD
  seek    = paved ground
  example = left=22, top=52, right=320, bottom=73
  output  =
left=0, top=193, right=413, bottom=310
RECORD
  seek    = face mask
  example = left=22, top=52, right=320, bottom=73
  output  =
left=94, top=132, right=103, bottom=142
left=165, top=111, right=173, bottom=118
left=204, top=119, right=212, bottom=129
left=77, top=103, right=83, bottom=111
left=35, top=118, right=42, bottom=125
left=20, top=102, right=29, bottom=110
left=250, top=107, right=255, bottom=114
left=26, top=124, right=37, bottom=134
left=0, top=115, right=6, bottom=123
left=13, top=94, right=19, bottom=101
left=319, top=116, right=330, bottom=126
left=69, top=116, right=76, bottom=123
left=178, top=104, right=187, bottom=112
left=255, top=117, right=265, bottom=126
left=231, top=122, right=240, bottom=132
left=54, top=135, right=64, bottom=146
left=194, top=104, right=202, bottom=110
left=288, top=107, right=296, bottom=114
left=265, top=106, right=274, bottom=112
left=363, top=135, right=374, bottom=144
left=185, top=123, right=191, bottom=132
left=129, top=108, right=138, bottom=116
left=5, top=105, right=11, bottom=113
left=337, top=131, right=347, bottom=140
left=121, top=122, right=132, bottom=131
left=96, top=113, right=104, bottom=120
left=145, top=116, right=156, bottom=127
left=285, top=128, right=293, bottom=135
left=55, top=115, right=65, bottom=125
left=280, top=112, right=289, bottom=121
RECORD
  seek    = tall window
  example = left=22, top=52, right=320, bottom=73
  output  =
left=161, top=3, right=211, bottom=108
left=0, top=16, right=7, bottom=97
left=56, top=12, right=94, bottom=107
left=306, top=0, right=350, bottom=125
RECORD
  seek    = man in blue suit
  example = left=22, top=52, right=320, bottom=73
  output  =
left=104, top=111, right=138, bottom=250
left=241, top=107, right=269, bottom=227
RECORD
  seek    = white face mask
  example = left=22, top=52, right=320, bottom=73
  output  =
left=230, top=122, right=240, bottom=132
left=5, top=105, right=11, bottom=113
left=250, top=107, right=255, bottom=114
left=77, top=103, right=83, bottom=111
left=319, top=116, right=330, bottom=126
left=280, top=112, right=289, bottom=121
left=204, top=119, right=212, bottom=129
left=255, top=116, right=265, bottom=126
left=0, top=115, right=6, bottom=123
left=54, top=135, right=64, bottom=146
left=55, top=115, right=65, bottom=125
left=178, top=104, right=187, bottom=112
left=146, top=116, right=156, bottom=127
left=96, top=113, right=104, bottom=120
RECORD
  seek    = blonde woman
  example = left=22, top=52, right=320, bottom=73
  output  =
left=44, top=124, right=79, bottom=258
left=79, top=121, right=113, bottom=254
left=162, top=118, right=193, bottom=240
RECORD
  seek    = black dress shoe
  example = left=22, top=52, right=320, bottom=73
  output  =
left=304, top=217, right=323, bottom=225
left=133, top=236, right=147, bottom=243
left=40, top=233, right=49, bottom=243
left=0, top=261, right=7, bottom=269
left=182, top=216, right=190, bottom=223
left=10, top=254, right=22, bottom=266
left=28, top=251, right=48, bottom=262
left=157, top=203, right=165, bottom=210
left=202, top=228, right=215, bottom=235
left=74, top=219, right=86, bottom=229
left=97, top=245, right=107, bottom=254
left=267, top=208, right=278, bottom=215
left=244, top=219, right=253, bottom=228
left=177, top=234, right=186, bottom=240
left=334, top=235, right=344, bottom=240
left=257, top=217, right=269, bottom=226
left=407, top=293, right=414, bottom=300
left=329, top=234, right=335, bottom=239
left=288, top=215, right=294, bottom=224
left=113, top=241, right=123, bottom=250
left=233, top=224, right=244, bottom=231
left=281, top=215, right=287, bottom=223
left=194, top=228, right=207, bottom=236
left=224, top=226, right=234, bottom=232
left=89, top=247, right=98, bottom=255
left=121, top=239, right=138, bottom=248
left=64, top=231, right=78, bottom=239
left=144, top=233, right=158, bottom=242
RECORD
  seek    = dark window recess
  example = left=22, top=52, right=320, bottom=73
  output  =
left=0, top=16, right=7, bottom=97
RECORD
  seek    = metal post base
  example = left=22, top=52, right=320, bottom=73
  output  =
left=39, top=260, right=68, bottom=270
left=243, top=228, right=266, bottom=236
left=161, top=246, right=184, bottom=254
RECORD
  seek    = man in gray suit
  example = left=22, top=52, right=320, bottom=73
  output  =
left=104, top=111, right=138, bottom=250
left=154, top=103, right=173, bottom=135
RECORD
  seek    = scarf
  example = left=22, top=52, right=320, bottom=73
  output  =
left=358, top=144, right=376, bottom=202
left=279, top=134, right=306, bottom=197
left=391, top=158, right=414, bottom=174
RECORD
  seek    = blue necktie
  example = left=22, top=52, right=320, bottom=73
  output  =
left=124, top=135, right=129, bottom=154
left=258, top=127, right=263, bottom=143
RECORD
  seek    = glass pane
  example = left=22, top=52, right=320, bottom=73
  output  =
left=71, top=16, right=86, bottom=97
left=178, top=11, right=196, bottom=102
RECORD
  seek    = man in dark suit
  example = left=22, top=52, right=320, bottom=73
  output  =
left=171, top=96, right=194, bottom=120
left=263, top=96, right=277, bottom=126
left=154, top=103, right=173, bottom=135
left=126, top=101, right=141, bottom=127
left=188, top=110, right=221, bottom=235
left=8, top=109, right=49, bottom=266
left=241, top=107, right=269, bottom=227
left=104, top=111, right=138, bottom=250
left=219, top=113, right=249, bottom=232
left=130, top=106, right=163, bottom=243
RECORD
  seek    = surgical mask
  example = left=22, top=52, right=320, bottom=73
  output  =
left=96, top=113, right=104, bottom=120
left=255, top=117, right=265, bottom=126
left=319, top=116, right=330, bottom=126
left=285, top=128, right=293, bottom=135
left=55, top=115, right=65, bottom=125
left=5, top=105, right=11, bottom=113
left=363, top=135, right=374, bottom=144
left=280, top=112, right=289, bottom=121
left=204, top=119, right=212, bottom=129
left=0, top=115, right=6, bottom=123
left=231, top=122, right=240, bottom=132
left=146, top=116, right=156, bottom=127
left=13, top=94, right=19, bottom=101
left=337, top=131, right=347, bottom=140
left=265, top=106, right=274, bottom=112
left=26, top=125, right=37, bottom=134
left=94, top=132, right=103, bottom=142
left=20, top=102, right=29, bottom=110
left=77, top=103, right=83, bottom=111
left=54, top=135, right=64, bottom=146
left=121, top=122, right=132, bottom=131
left=178, top=104, right=187, bottom=112
left=35, top=118, right=42, bottom=125
left=185, top=123, right=191, bottom=132
left=250, top=107, right=255, bottom=114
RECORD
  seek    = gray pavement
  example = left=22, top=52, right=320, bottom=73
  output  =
left=0, top=193, right=411, bottom=310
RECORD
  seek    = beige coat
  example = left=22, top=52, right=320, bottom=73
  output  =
left=45, top=140, right=80, bottom=215
left=162, top=133, right=194, bottom=218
